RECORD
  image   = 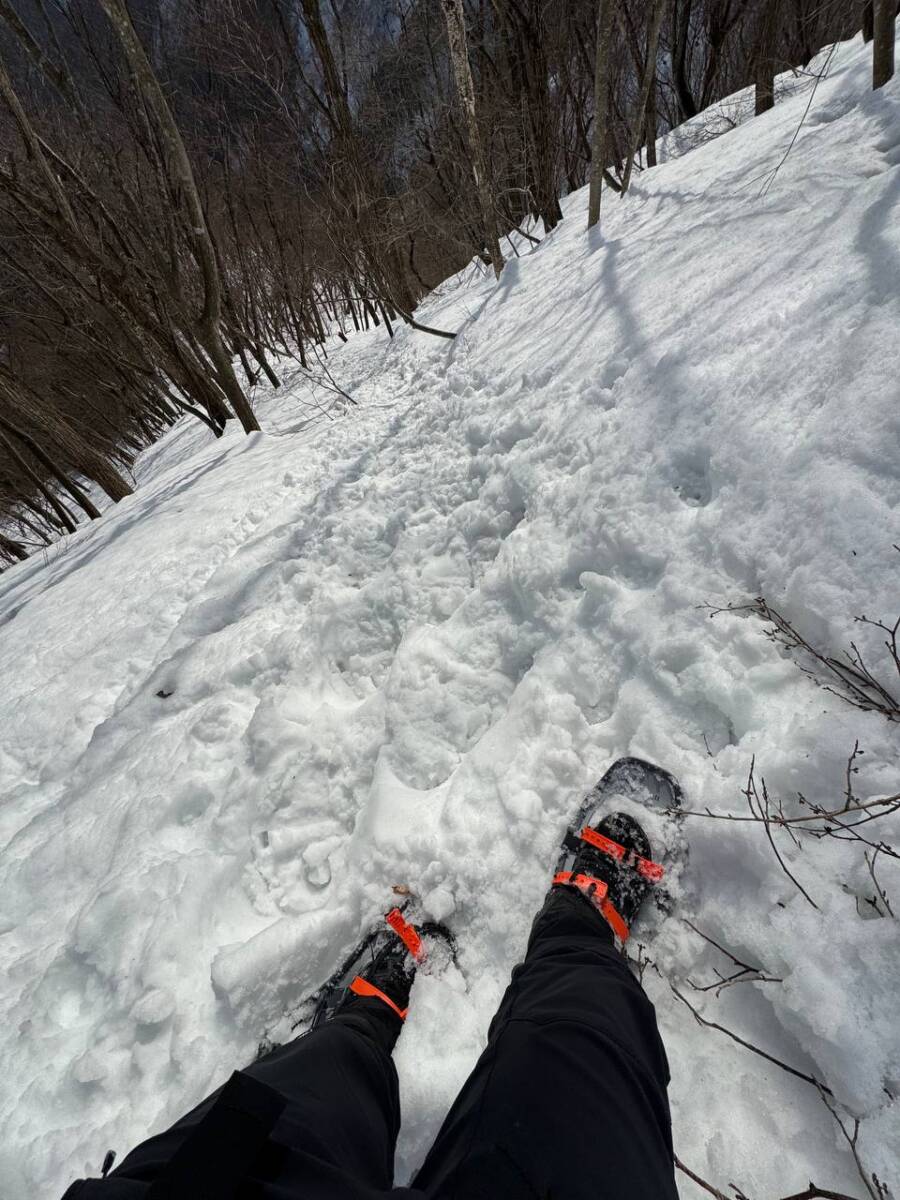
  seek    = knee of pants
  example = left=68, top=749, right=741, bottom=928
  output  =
left=493, top=941, right=671, bottom=1089
left=421, top=1018, right=676, bottom=1200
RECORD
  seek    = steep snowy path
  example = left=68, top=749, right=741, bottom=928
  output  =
left=2, top=29, right=899, bottom=1198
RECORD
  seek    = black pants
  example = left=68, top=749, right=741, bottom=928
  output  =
left=63, top=890, right=677, bottom=1200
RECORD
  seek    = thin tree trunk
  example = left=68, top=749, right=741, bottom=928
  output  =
left=873, top=0, right=895, bottom=87
left=251, top=345, right=281, bottom=388
left=646, top=77, right=658, bottom=168
left=671, top=0, right=698, bottom=121
left=0, top=426, right=79, bottom=533
left=0, top=530, right=29, bottom=563
left=621, top=0, right=666, bottom=194
left=588, top=1, right=617, bottom=229
left=442, top=0, right=505, bottom=279
left=3, top=423, right=104, bottom=520
left=754, top=0, right=781, bottom=115
left=862, top=2, right=874, bottom=43
left=15, top=510, right=53, bottom=546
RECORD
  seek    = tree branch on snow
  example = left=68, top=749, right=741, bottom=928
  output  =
left=674, top=744, right=900, bottom=913
left=743, top=758, right=820, bottom=909
left=670, top=982, right=834, bottom=1095
left=703, top=591, right=900, bottom=723
left=862, top=848, right=894, bottom=919
left=818, top=1089, right=891, bottom=1200
left=674, top=1153, right=867, bottom=1200
left=674, top=1154, right=732, bottom=1200
left=684, top=918, right=783, bottom=997
left=305, top=345, right=359, bottom=409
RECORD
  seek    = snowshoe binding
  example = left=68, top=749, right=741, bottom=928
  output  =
left=301, top=903, right=457, bottom=1032
left=554, top=757, right=686, bottom=947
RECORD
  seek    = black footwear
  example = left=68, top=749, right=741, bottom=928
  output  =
left=553, top=811, right=661, bottom=944
left=337, top=907, right=425, bottom=1022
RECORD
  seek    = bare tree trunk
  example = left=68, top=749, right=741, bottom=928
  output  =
left=0, top=419, right=103, bottom=520
left=588, top=1, right=617, bottom=229
left=442, top=0, right=505, bottom=279
left=646, top=76, right=658, bottom=168
left=0, top=531, right=29, bottom=564
left=0, top=427, right=78, bottom=533
left=621, top=0, right=666, bottom=194
left=873, top=0, right=895, bottom=87
left=14, top=511, right=52, bottom=546
left=862, top=2, right=874, bottom=43
left=0, top=374, right=134, bottom=503
left=96, top=0, right=260, bottom=433
left=671, top=0, right=699, bottom=121
left=754, top=0, right=781, bottom=115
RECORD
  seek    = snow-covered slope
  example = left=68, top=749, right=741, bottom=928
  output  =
left=2, top=29, right=899, bottom=1198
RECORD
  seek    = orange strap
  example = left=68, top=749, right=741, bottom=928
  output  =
left=386, top=907, right=425, bottom=962
left=349, top=976, right=408, bottom=1020
left=553, top=870, right=630, bottom=943
left=579, top=827, right=665, bottom=883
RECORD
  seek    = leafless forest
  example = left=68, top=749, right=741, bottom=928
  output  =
left=0, top=0, right=893, bottom=566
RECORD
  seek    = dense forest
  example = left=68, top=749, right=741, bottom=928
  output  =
left=0, top=0, right=893, bottom=565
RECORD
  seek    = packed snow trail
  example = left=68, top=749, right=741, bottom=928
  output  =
left=2, top=28, right=899, bottom=1198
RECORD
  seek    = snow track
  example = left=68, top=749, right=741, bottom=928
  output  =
left=2, top=28, right=899, bottom=1198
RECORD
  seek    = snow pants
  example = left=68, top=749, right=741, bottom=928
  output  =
left=62, top=889, right=678, bottom=1200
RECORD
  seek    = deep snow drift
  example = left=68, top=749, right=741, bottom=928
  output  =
left=2, top=28, right=899, bottom=1199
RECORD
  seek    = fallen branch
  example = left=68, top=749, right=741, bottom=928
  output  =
left=674, top=1155, right=863, bottom=1200
left=670, top=984, right=833, bottom=1096
left=743, top=759, right=819, bottom=909
left=818, top=1090, right=889, bottom=1200
left=675, top=1154, right=731, bottom=1199
left=685, top=918, right=782, bottom=997
left=672, top=746, right=900, bottom=885
left=777, top=1189, right=864, bottom=1200
left=863, top=848, right=894, bottom=918
left=703, top=595, right=900, bottom=722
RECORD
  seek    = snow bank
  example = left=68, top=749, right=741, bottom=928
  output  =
left=2, top=25, right=899, bottom=1198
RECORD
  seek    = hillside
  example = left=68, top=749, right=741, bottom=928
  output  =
left=1, top=26, right=899, bottom=1198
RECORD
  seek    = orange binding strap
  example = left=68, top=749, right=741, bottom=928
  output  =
left=349, top=976, right=408, bottom=1020
left=553, top=870, right=631, bottom=943
left=386, top=907, right=425, bottom=962
left=579, top=827, right=665, bottom=883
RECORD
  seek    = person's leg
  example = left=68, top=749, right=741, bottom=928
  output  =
left=103, top=1002, right=403, bottom=1198
left=65, top=909, right=439, bottom=1199
left=412, top=887, right=677, bottom=1200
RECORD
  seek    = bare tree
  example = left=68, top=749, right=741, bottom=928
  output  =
left=588, top=0, right=617, bottom=229
left=442, top=0, right=504, bottom=278
left=754, top=0, right=783, bottom=114
left=96, top=0, right=260, bottom=433
left=621, top=0, right=667, bottom=193
left=872, top=0, right=896, bottom=86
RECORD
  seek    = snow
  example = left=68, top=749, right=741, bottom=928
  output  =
left=2, top=26, right=900, bottom=1198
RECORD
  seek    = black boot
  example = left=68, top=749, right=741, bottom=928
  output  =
left=553, top=811, right=658, bottom=944
left=339, top=933, right=418, bottom=1023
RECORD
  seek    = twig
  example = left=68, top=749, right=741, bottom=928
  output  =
left=671, top=984, right=833, bottom=1095
left=758, top=42, right=838, bottom=198
left=675, top=1153, right=867, bottom=1200
left=779, top=1189, right=866, bottom=1200
left=674, top=1154, right=731, bottom=1199
left=675, top=796, right=900, bottom=827
left=702, top=598, right=900, bottom=722
left=864, top=848, right=894, bottom=918
left=744, top=760, right=819, bottom=908
left=818, top=1090, right=886, bottom=1200
left=684, top=919, right=782, bottom=996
